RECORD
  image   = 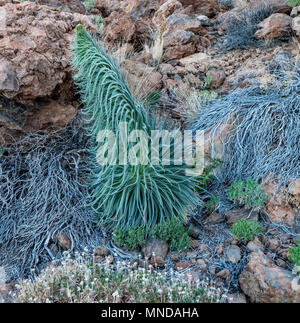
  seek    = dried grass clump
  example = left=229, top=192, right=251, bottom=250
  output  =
left=0, top=116, right=103, bottom=281
left=190, top=58, right=300, bottom=186
left=15, top=251, right=226, bottom=303
left=219, top=4, right=274, bottom=51
left=218, top=0, right=234, bottom=10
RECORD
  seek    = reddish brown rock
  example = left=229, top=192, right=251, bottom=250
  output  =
left=190, top=239, right=201, bottom=249
left=254, top=13, right=292, bottom=40
left=204, top=213, right=224, bottom=225
left=292, top=16, right=300, bottom=37
left=225, top=208, right=258, bottom=226
left=196, top=259, right=207, bottom=271
left=142, top=239, right=169, bottom=259
left=37, top=0, right=86, bottom=14
left=94, top=247, right=109, bottom=257
left=174, top=261, right=192, bottom=270
left=94, top=0, right=124, bottom=16
left=103, top=12, right=136, bottom=43
left=267, top=238, right=280, bottom=251
left=24, top=101, right=77, bottom=131
left=121, top=60, right=162, bottom=96
left=0, top=1, right=96, bottom=104
left=150, top=256, right=165, bottom=268
left=178, top=52, right=211, bottom=67
left=216, top=268, right=230, bottom=282
left=263, top=180, right=295, bottom=227
left=166, top=12, right=202, bottom=33
left=246, top=237, right=264, bottom=253
left=93, top=255, right=103, bottom=263
left=268, top=0, right=291, bottom=14
left=206, top=68, right=226, bottom=89
left=240, top=250, right=300, bottom=303
left=102, top=0, right=172, bottom=46
left=216, top=243, right=223, bottom=255
left=157, top=5, right=205, bottom=61
left=57, top=233, right=72, bottom=250
left=225, top=245, right=241, bottom=264
left=163, top=30, right=198, bottom=61
left=233, top=0, right=291, bottom=15
left=179, top=0, right=219, bottom=18
left=169, top=252, right=180, bottom=262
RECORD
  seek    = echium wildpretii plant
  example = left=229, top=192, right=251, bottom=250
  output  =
left=72, top=25, right=199, bottom=230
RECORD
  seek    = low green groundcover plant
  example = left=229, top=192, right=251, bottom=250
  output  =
left=289, top=240, right=300, bottom=266
left=227, top=178, right=267, bottom=210
left=113, top=218, right=192, bottom=252
left=151, top=218, right=192, bottom=252
left=206, top=195, right=220, bottom=212
left=113, top=226, right=147, bottom=251
left=231, top=218, right=262, bottom=241
left=15, top=253, right=225, bottom=303
left=288, top=0, right=300, bottom=7
left=84, top=0, right=95, bottom=11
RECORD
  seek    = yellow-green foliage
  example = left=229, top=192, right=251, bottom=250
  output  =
left=288, top=0, right=300, bottom=7
left=289, top=240, right=300, bottom=266
left=84, top=0, right=95, bottom=11
left=231, top=218, right=262, bottom=241
left=227, top=178, right=267, bottom=210
left=113, top=218, right=192, bottom=252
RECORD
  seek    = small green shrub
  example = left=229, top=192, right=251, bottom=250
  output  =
left=90, top=15, right=105, bottom=32
left=227, top=178, right=267, bottom=210
left=200, top=75, right=212, bottom=90
left=151, top=218, right=192, bottom=252
left=84, top=0, right=95, bottom=11
left=288, top=0, right=300, bottom=7
left=206, top=195, right=220, bottom=212
left=198, top=90, right=218, bottom=101
left=289, top=240, right=300, bottom=266
left=113, top=218, right=192, bottom=252
left=231, top=218, right=262, bottom=241
left=113, top=226, right=146, bottom=251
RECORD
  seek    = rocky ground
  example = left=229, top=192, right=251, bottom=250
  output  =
left=0, top=0, right=300, bottom=303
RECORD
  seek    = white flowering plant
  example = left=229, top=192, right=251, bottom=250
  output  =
left=14, top=252, right=226, bottom=303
